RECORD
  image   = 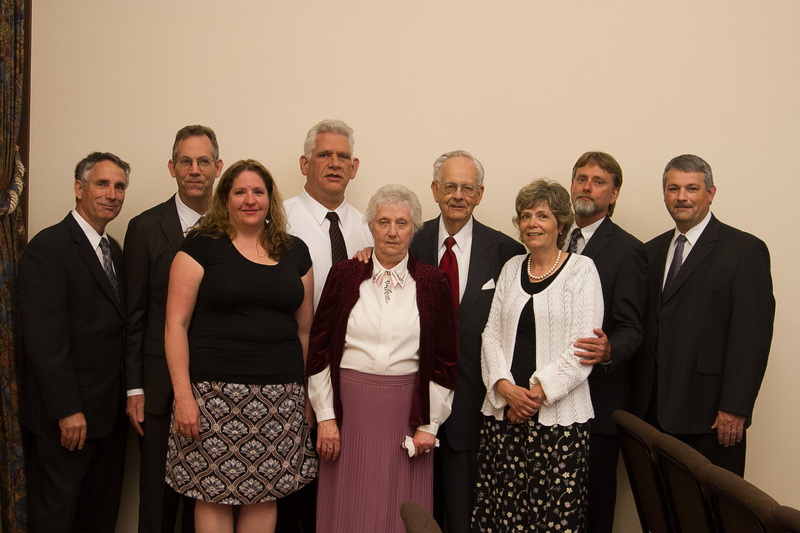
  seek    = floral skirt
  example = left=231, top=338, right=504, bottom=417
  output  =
left=165, top=381, right=318, bottom=505
left=471, top=416, right=589, bottom=532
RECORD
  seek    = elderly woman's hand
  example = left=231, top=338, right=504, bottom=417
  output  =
left=317, top=419, right=341, bottom=461
left=498, top=379, right=542, bottom=423
left=412, top=429, right=436, bottom=458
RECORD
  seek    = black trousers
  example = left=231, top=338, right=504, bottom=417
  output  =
left=26, top=419, right=127, bottom=533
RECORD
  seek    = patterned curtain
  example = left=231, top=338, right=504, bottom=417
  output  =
left=0, top=0, right=27, bottom=531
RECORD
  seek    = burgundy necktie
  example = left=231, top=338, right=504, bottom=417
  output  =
left=326, top=212, right=347, bottom=264
left=439, top=236, right=459, bottom=310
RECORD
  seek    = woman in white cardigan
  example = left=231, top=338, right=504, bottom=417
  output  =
left=471, top=179, right=603, bottom=533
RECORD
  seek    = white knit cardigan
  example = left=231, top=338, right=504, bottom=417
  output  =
left=480, top=253, right=604, bottom=426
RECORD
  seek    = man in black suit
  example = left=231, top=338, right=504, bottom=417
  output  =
left=634, top=154, right=774, bottom=476
left=124, top=125, right=222, bottom=532
left=409, top=150, right=524, bottom=532
left=19, top=152, right=131, bottom=533
left=563, top=152, right=647, bottom=533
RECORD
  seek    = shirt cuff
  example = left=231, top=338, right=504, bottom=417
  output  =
left=127, top=389, right=144, bottom=397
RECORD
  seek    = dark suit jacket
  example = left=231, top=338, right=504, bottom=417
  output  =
left=580, top=216, right=647, bottom=434
left=633, top=215, right=775, bottom=435
left=409, top=217, right=524, bottom=450
left=123, top=195, right=184, bottom=416
left=19, top=214, right=126, bottom=440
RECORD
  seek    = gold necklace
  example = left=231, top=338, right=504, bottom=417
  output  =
left=527, top=250, right=562, bottom=280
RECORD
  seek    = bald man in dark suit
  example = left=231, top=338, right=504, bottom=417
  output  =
left=634, top=154, right=774, bottom=476
left=410, top=150, right=524, bottom=532
left=20, top=152, right=130, bottom=533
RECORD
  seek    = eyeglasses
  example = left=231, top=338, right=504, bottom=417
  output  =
left=439, top=182, right=479, bottom=197
left=175, top=157, right=215, bottom=170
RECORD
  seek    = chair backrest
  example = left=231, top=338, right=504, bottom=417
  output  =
left=612, top=409, right=673, bottom=533
left=400, top=500, right=443, bottom=533
left=652, top=431, right=716, bottom=533
left=771, top=505, right=800, bottom=533
left=699, top=463, right=780, bottom=533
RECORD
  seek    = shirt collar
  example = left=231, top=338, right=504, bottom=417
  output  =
left=174, top=193, right=204, bottom=232
left=299, top=187, right=351, bottom=226
left=673, top=210, right=713, bottom=246
left=437, top=215, right=473, bottom=254
left=71, top=209, right=106, bottom=250
left=371, top=253, right=410, bottom=288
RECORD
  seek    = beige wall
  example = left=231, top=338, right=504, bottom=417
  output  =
left=30, top=1, right=799, bottom=531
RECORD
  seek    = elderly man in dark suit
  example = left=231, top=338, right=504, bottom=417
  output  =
left=409, top=150, right=524, bottom=532
left=562, top=152, right=647, bottom=533
left=634, top=154, right=774, bottom=476
left=19, top=152, right=130, bottom=533
left=123, top=125, right=222, bottom=533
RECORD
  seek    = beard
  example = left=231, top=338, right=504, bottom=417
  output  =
left=573, top=197, right=598, bottom=217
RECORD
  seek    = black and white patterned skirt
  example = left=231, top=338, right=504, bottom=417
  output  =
left=471, top=416, right=590, bottom=532
left=165, top=381, right=318, bottom=505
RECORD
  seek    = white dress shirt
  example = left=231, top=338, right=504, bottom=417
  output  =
left=71, top=210, right=115, bottom=273
left=307, top=254, right=454, bottom=435
left=662, top=211, right=713, bottom=288
left=175, top=193, right=204, bottom=235
left=284, top=188, right=373, bottom=309
left=562, top=217, right=604, bottom=254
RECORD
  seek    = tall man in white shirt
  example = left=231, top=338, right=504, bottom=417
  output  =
left=279, top=119, right=372, bottom=532
left=19, top=152, right=130, bottom=532
left=284, top=119, right=373, bottom=309
left=634, top=154, right=774, bottom=476
left=124, top=125, right=223, bottom=533
left=562, top=152, right=647, bottom=533
left=409, top=150, right=524, bottom=532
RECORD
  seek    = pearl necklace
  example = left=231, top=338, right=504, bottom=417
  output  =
left=527, top=250, right=562, bottom=280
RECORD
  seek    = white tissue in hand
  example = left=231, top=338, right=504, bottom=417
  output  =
left=400, top=435, right=440, bottom=457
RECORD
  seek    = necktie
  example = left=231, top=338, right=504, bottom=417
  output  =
left=99, top=237, right=119, bottom=301
left=663, top=234, right=687, bottom=293
left=567, top=228, right=582, bottom=254
left=439, top=236, right=459, bottom=310
left=326, top=212, right=347, bottom=264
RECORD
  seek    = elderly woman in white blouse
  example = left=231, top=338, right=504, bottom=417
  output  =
left=471, top=179, right=603, bottom=533
left=306, top=184, right=459, bottom=533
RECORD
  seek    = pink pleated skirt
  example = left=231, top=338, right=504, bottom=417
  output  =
left=316, top=369, right=433, bottom=533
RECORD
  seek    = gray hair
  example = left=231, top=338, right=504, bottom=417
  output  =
left=662, top=154, right=714, bottom=190
left=365, top=184, right=423, bottom=235
left=303, top=119, right=355, bottom=158
left=172, top=125, right=220, bottom=162
left=432, top=150, right=485, bottom=187
left=74, top=152, right=131, bottom=186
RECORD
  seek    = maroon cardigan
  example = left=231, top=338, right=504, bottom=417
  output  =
left=306, top=255, right=459, bottom=427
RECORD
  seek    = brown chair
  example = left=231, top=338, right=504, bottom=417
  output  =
left=652, top=431, right=716, bottom=533
left=612, top=410, right=673, bottom=533
left=771, top=505, right=800, bottom=533
left=400, top=500, right=443, bottom=533
left=699, top=463, right=780, bottom=533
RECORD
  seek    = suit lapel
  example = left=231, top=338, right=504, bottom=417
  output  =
left=581, top=216, right=612, bottom=260
left=413, top=219, right=439, bottom=266
left=65, top=215, right=124, bottom=315
left=460, top=220, right=492, bottom=319
left=660, top=216, right=719, bottom=303
left=159, top=196, right=185, bottom=254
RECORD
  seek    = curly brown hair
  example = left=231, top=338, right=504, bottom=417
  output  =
left=192, top=159, right=293, bottom=260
